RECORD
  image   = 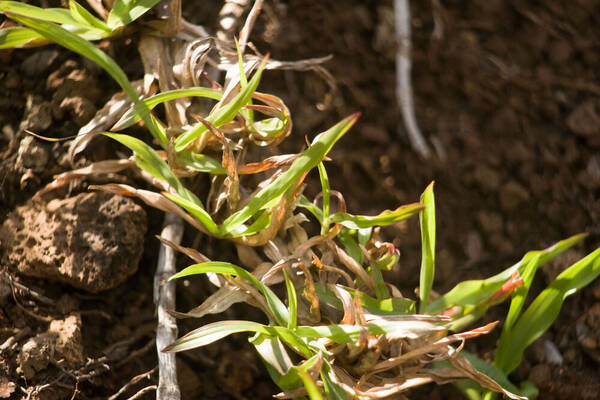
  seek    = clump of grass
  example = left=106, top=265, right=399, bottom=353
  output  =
left=2, top=2, right=600, bottom=399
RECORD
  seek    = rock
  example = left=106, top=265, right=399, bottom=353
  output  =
left=20, top=49, right=60, bottom=77
left=473, top=166, right=500, bottom=192
left=499, top=180, right=530, bottom=211
left=0, top=377, right=16, bottom=398
left=48, top=315, right=84, bottom=367
left=528, top=364, right=552, bottom=390
left=19, top=94, right=53, bottom=132
left=16, top=135, right=50, bottom=173
left=0, top=278, right=10, bottom=305
left=567, top=100, right=600, bottom=138
left=476, top=210, right=503, bottom=234
left=17, top=332, right=55, bottom=379
left=0, top=192, right=147, bottom=293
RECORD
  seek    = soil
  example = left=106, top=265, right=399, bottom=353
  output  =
left=1, top=1, right=600, bottom=399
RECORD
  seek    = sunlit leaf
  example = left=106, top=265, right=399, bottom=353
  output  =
left=106, top=0, right=162, bottom=29
left=174, top=57, right=267, bottom=151
left=69, top=0, right=110, bottom=31
left=329, top=202, right=424, bottom=230
left=112, top=87, right=223, bottom=130
left=426, top=234, right=587, bottom=314
left=169, top=262, right=290, bottom=328
left=284, top=270, right=298, bottom=329
left=0, top=27, right=47, bottom=49
left=495, top=248, right=600, bottom=374
left=162, top=192, right=220, bottom=236
left=221, top=114, right=359, bottom=235
left=419, top=182, right=436, bottom=313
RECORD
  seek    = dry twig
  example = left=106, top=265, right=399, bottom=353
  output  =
left=154, top=213, right=184, bottom=400
left=394, top=0, right=431, bottom=158
left=108, top=367, right=157, bottom=400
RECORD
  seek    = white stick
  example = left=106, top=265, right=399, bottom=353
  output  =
left=394, top=0, right=431, bottom=158
left=154, top=213, right=184, bottom=400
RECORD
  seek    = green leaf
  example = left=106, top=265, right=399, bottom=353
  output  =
left=297, top=368, right=323, bottom=400
left=298, top=195, right=323, bottom=223
left=419, top=182, right=436, bottom=313
left=495, top=248, right=600, bottom=374
left=102, top=133, right=198, bottom=203
left=252, top=334, right=295, bottom=378
left=169, top=262, right=290, bottom=328
left=315, top=284, right=415, bottom=315
left=221, top=114, right=359, bottom=235
left=317, top=162, right=331, bottom=235
left=106, top=0, right=162, bottom=29
left=321, top=360, right=349, bottom=400
left=162, top=320, right=265, bottom=352
left=284, top=270, right=298, bottom=329
left=113, top=87, right=223, bottom=130
left=426, top=234, right=587, bottom=314
left=329, top=202, right=424, bottom=230
left=162, top=193, right=220, bottom=237
left=177, top=150, right=226, bottom=174
left=370, top=264, right=390, bottom=300
left=502, top=254, right=542, bottom=332
left=69, top=0, right=110, bottom=31
left=174, top=58, right=267, bottom=152
left=0, top=2, right=77, bottom=25
left=0, top=27, right=45, bottom=49
left=338, top=229, right=364, bottom=265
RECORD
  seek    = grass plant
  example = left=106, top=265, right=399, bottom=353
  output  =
left=2, top=1, right=600, bottom=399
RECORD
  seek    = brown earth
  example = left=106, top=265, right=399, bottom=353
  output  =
left=1, top=1, right=600, bottom=399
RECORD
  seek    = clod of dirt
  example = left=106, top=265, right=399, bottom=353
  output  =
left=0, top=377, right=16, bottom=398
left=20, top=49, right=60, bottom=77
left=0, top=279, right=10, bottom=305
left=47, top=60, right=101, bottom=126
left=499, top=180, right=530, bottom=211
left=16, top=136, right=49, bottom=173
left=528, top=363, right=552, bottom=390
left=48, top=315, right=84, bottom=368
left=0, top=192, right=147, bottom=293
left=19, top=94, right=53, bottom=133
left=567, top=100, right=600, bottom=142
left=17, top=332, right=55, bottom=379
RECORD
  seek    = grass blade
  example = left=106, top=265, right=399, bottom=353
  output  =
left=221, top=114, right=359, bottom=235
left=162, top=193, right=220, bottom=237
left=112, top=87, right=223, bottom=130
left=0, top=2, right=76, bottom=25
left=329, top=202, right=424, bottom=230
left=162, top=320, right=266, bottom=352
left=102, top=133, right=198, bottom=203
left=502, top=254, right=541, bottom=332
left=169, top=262, right=290, bottom=327
left=494, top=248, right=600, bottom=374
left=69, top=0, right=110, bottom=31
left=283, top=270, right=298, bottom=329
left=426, top=233, right=587, bottom=314
left=106, top=0, right=162, bottom=29
left=0, top=27, right=46, bottom=49
left=174, top=58, right=267, bottom=152
left=317, top=161, right=331, bottom=234
left=419, top=182, right=436, bottom=313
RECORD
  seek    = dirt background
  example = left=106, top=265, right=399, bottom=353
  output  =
left=1, top=0, right=600, bottom=399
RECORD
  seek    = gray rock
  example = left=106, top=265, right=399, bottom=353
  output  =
left=0, top=192, right=147, bottom=293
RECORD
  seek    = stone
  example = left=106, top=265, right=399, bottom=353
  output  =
left=0, top=192, right=147, bottom=293
left=17, top=333, right=55, bottom=379
left=499, top=180, right=530, bottom=211
left=16, top=135, right=49, bottom=173
left=48, top=315, right=84, bottom=367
